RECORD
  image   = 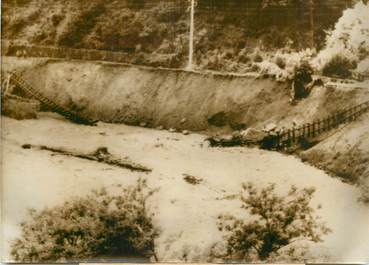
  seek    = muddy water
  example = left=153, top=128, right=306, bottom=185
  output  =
left=2, top=114, right=369, bottom=262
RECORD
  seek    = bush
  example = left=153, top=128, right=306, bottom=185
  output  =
left=217, top=183, right=331, bottom=261
left=322, top=55, right=357, bottom=78
left=275, top=57, right=286, bottom=69
left=51, top=14, right=64, bottom=26
left=57, top=2, right=105, bottom=47
left=253, top=53, right=263, bottom=63
left=11, top=178, right=158, bottom=262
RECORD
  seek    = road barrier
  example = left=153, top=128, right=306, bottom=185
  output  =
left=2, top=41, right=130, bottom=64
left=274, top=100, right=369, bottom=149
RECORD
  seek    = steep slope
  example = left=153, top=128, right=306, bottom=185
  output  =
left=300, top=112, right=369, bottom=201
left=2, top=0, right=352, bottom=69
left=3, top=57, right=369, bottom=133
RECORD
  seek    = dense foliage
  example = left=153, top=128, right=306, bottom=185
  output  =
left=11, top=178, right=158, bottom=262
left=218, top=183, right=331, bottom=261
left=322, top=55, right=357, bottom=78
left=2, top=0, right=354, bottom=69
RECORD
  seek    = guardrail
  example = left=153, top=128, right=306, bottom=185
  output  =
left=2, top=41, right=131, bottom=64
left=273, top=100, right=369, bottom=149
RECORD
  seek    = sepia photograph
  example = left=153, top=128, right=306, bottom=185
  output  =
left=1, top=0, right=369, bottom=263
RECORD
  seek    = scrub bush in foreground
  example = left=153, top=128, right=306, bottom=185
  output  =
left=11, top=178, right=158, bottom=262
left=217, top=183, right=331, bottom=261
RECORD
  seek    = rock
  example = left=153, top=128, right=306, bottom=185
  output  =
left=264, top=123, right=277, bottom=132
left=22, top=144, right=32, bottom=149
left=240, top=128, right=267, bottom=142
left=180, top=118, right=187, bottom=124
left=232, top=130, right=241, bottom=138
left=169, top=128, right=177, bottom=133
left=182, top=130, right=190, bottom=135
left=222, top=134, right=234, bottom=141
left=2, top=95, right=40, bottom=120
left=139, top=122, right=147, bottom=127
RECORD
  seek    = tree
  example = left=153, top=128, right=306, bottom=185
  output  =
left=11, top=178, right=158, bottom=262
left=217, top=183, right=331, bottom=261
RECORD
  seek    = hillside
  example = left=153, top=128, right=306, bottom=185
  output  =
left=2, top=0, right=353, bottom=69
left=300, top=112, right=369, bottom=202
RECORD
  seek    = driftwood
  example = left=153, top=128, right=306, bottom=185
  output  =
left=22, top=145, right=152, bottom=173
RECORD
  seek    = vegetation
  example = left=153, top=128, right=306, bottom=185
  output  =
left=322, top=55, right=357, bottom=78
left=2, top=0, right=354, bottom=69
left=10, top=178, right=158, bottom=262
left=57, top=2, right=106, bottom=47
left=217, top=183, right=331, bottom=261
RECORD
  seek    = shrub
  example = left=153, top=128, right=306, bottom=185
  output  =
left=51, top=14, right=64, bottom=26
left=275, top=57, right=286, bottom=69
left=11, top=178, right=158, bottom=262
left=253, top=53, right=263, bottom=63
left=57, top=2, right=105, bottom=47
left=217, top=183, right=331, bottom=261
left=322, top=55, right=357, bottom=78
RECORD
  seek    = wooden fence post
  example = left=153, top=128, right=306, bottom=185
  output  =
left=307, top=123, right=311, bottom=137
left=276, top=131, right=280, bottom=149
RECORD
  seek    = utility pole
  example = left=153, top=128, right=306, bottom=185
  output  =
left=309, top=0, right=315, bottom=48
left=187, top=0, right=195, bottom=70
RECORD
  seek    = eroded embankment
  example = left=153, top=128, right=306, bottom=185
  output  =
left=3, top=56, right=369, bottom=133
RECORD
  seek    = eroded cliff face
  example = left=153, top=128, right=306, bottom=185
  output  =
left=3, top=57, right=369, bottom=132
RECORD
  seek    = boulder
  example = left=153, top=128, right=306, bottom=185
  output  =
left=240, top=128, right=267, bottom=142
left=2, top=95, right=40, bottom=120
left=263, top=123, right=277, bottom=132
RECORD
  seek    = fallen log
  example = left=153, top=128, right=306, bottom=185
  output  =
left=22, top=145, right=152, bottom=173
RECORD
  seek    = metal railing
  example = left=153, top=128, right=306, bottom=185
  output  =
left=2, top=42, right=131, bottom=64
left=274, top=100, right=369, bottom=148
left=9, top=71, right=97, bottom=126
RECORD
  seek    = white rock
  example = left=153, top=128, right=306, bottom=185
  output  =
left=264, top=123, right=277, bottom=132
left=240, top=128, right=267, bottom=142
left=232, top=130, right=241, bottom=138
